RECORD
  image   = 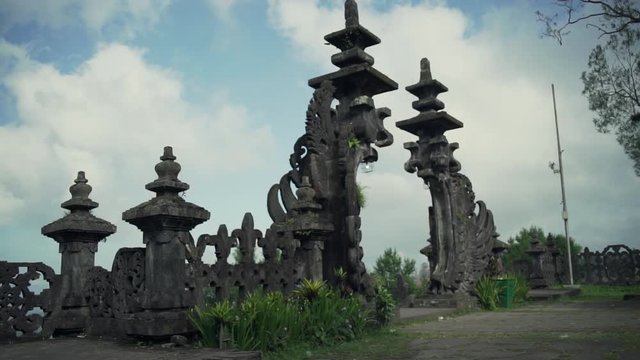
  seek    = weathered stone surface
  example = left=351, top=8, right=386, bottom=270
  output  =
left=116, top=147, right=210, bottom=336
left=40, top=171, right=115, bottom=333
left=526, top=237, right=549, bottom=289
left=577, top=244, right=640, bottom=285
left=42, top=172, right=116, bottom=240
left=397, top=58, right=496, bottom=297
left=267, top=0, right=396, bottom=295
left=0, top=261, right=60, bottom=340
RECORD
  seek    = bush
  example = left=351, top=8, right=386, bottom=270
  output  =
left=512, top=273, right=529, bottom=303
left=475, top=276, right=499, bottom=310
left=372, top=282, right=396, bottom=325
left=190, top=282, right=372, bottom=353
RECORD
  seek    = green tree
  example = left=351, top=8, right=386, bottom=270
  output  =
left=372, top=248, right=417, bottom=294
left=503, top=226, right=545, bottom=270
left=537, top=0, right=640, bottom=176
left=503, top=226, right=582, bottom=273
left=545, top=232, right=582, bottom=264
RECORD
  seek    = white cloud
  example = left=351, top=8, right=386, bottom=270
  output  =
left=0, top=0, right=171, bottom=34
left=267, top=0, right=640, bottom=267
left=206, top=0, right=240, bottom=23
left=0, top=40, right=276, bottom=267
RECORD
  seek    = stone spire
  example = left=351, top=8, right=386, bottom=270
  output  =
left=42, top=171, right=116, bottom=243
left=345, top=0, right=359, bottom=26
left=145, top=146, right=189, bottom=195
left=308, top=0, right=397, bottom=99
left=122, top=146, right=209, bottom=229
left=396, top=58, right=462, bottom=138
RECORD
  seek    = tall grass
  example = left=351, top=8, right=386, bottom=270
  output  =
left=512, top=273, right=529, bottom=303
left=475, top=276, right=499, bottom=310
left=190, top=281, right=372, bottom=353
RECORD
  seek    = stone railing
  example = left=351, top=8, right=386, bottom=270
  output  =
left=0, top=262, right=61, bottom=340
left=509, top=243, right=639, bottom=287
left=0, top=148, right=313, bottom=340
left=575, top=244, right=640, bottom=285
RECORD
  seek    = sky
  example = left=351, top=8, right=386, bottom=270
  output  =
left=1, top=0, right=638, bottom=274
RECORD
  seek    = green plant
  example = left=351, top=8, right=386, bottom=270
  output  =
left=512, top=272, right=529, bottom=303
left=372, top=248, right=417, bottom=294
left=475, top=276, right=499, bottom=310
left=302, top=291, right=368, bottom=345
left=356, top=183, right=367, bottom=208
left=293, top=279, right=330, bottom=303
left=334, top=267, right=352, bottom=297
left=372, top=282, right=396, bottom=325
left=347, top=136, right=361, bottom=148
left=232, top=291, right=301, bottom=352
left=191, top=285, right=377, bottom=354
left=189, top=300, right=235, bottom=348
left=189, top=306, right=219, bottom=347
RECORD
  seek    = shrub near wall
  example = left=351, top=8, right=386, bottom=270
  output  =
left=189, top=280, right=372, bottom=353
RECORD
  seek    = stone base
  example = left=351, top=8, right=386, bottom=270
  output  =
left=87, top=310, right=195, bottom=338
left=51, top=308, right=90, bottom=334
left=410, top=292, right=478, bottom=309
left=528, top=277, right=550, bottom=289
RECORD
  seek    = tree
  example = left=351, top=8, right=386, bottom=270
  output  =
left=372, top=248, right=416, bottom=293
left=415, top=262, right=431, bottom=295
left=545, top=232, right=582, bottom=264
left=537, top=0, right=640, bottom=176
left=503, top=225, right=582, bottom=272
left=502, top=226, right=545, bottom=270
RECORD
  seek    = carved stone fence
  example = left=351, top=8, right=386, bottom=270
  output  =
left=0, top=149, right=313, bottom=340
left=575, top=245, right=640, bottom=285
left=509, top=243, right=639, bottom=287
left=0, top=262, right=61, bottom=340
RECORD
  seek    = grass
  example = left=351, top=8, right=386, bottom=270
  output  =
left=264, top=327, right=415, bottom=360
left=568, top=284, right=640, bottom=301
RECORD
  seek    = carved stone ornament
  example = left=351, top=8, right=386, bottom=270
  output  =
left=397, top=58, right=496, bottom=296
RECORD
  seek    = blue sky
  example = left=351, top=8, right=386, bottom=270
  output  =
left=1, top=0, right=638, bottom=273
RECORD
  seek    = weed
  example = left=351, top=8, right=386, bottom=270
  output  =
left=356, top=183, right=367, bottom=208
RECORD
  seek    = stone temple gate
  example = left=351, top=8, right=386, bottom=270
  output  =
left=1, top=0, right=499, bottom=340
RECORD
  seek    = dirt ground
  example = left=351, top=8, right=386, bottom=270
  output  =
left=403, top=299, right=640, bottom=360
left=1, top=299, right=638, bottom=360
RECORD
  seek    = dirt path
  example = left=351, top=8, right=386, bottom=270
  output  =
left=403, top=300, right=640, bottom=359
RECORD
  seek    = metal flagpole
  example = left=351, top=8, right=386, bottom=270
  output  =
left=551, top=84, right=574, bottom=285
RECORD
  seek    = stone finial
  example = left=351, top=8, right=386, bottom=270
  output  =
left=61, top=171, right=99, bottom=212
left=156, top=146, right=179, bottom=179
left=145, top=146, right=189, bottom=195
left=42, top=171, right=116, bottom=242
left=123, top=145, right=210, bottom=231
left=420, top=58, right=433, bottom=82
left=345, top=0, right=359, bottom=27
left=292, top=176, right=322, bottom=213
left=295, top=176, right=319, bottom=206
left=406, top=57, right=448, bottom=112
left=282, top=176, right=333, bottom=234
left=396, top=58, right=462, bottom=138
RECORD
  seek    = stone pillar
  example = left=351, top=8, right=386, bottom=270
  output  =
left=42, top=171, right=116, bottom=331
left=122, top=146, right=209, bottom=336
left=527, top=237, right=548, bottom=288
